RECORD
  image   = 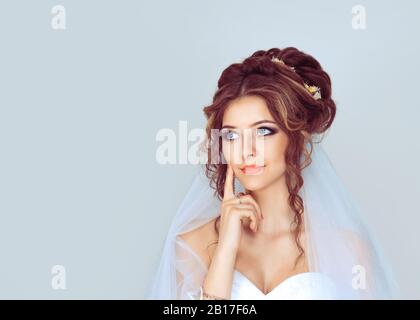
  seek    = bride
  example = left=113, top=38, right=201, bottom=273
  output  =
left=147, top=47, right=399, bottom=300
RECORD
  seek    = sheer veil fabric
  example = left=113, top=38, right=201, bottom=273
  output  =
left=146, top=142, right=400, bottom=299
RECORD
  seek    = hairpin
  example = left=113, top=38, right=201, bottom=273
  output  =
left=303, top=83, right=322, bottom=100
left=271, top=56, right=322, bottom=100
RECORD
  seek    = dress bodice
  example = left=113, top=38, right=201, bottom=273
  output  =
left=230, top=270, right=338, bottom=300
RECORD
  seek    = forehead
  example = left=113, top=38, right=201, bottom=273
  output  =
left=222, top=95, right=274, bottom=126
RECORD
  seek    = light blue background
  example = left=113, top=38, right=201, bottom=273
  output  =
left=0, top=0, right=418, bottom=299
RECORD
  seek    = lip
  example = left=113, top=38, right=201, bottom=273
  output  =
left=240, top=165, right=265, bottom=175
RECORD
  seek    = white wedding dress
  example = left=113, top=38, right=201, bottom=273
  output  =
left=230, top=270, right=338, bottom=300
left=177, top=236, right=339, bottom=300
left=147, top=144, right=400, bottom=300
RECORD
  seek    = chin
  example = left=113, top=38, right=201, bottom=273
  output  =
left=241, top=183, right=266, bottom=192
left=237, top=174, right=268, bottom=192
left=236, top=166, right=284, bottom=192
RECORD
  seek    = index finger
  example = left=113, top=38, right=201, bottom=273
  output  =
left=223, top=164, right=235, bottom=201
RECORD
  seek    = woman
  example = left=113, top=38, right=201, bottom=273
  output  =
left=147, top=47, right=399, bottom=300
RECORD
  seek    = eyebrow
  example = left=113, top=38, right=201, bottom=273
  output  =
left=221, top=120, right=277, bottom=129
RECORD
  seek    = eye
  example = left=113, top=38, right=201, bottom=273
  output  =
left=221, top=130, right=239, bottom=141
left=256, top=127, right=276, bottom=136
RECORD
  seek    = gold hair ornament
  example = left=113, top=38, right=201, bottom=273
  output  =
left=271, top=57, right=322, bottom=100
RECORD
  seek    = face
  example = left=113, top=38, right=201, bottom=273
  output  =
left=221, top=95, right=289, bottom=192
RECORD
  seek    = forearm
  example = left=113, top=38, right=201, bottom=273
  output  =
left=201, top=244, right=237, bottom=300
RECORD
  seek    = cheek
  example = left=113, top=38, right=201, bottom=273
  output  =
left=221, top=141, right=231, bottom=162
left=262, top=140, right=287, bottom=181
left=222, top=141, right=242, bottom=164
left=261, top=137, right=287, bottom=165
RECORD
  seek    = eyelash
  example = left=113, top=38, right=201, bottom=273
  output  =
left=221, top=127, right=277, bottom=141
left=257, top=127, right=276, bottom=136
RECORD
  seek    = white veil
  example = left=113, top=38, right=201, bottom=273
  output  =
left=146, top=142, right=400, bottom=299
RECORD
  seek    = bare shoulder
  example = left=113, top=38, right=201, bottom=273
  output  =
left=178, top=217, right=219, bottom=268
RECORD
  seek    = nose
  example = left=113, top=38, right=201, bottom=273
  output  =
left=242, top=128, right=256, bottom=163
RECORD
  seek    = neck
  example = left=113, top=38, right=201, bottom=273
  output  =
left=249, top=175, right=295, bottom=236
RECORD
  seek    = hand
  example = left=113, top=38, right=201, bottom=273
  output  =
left=216, top=164, right=263, bottom=253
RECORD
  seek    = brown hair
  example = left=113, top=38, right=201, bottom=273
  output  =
left=202, top=47, right=336, bottom=267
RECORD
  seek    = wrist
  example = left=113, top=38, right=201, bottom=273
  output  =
left=215, top=242, right=238, bottom=257
left=200, top=288, right=228, bottom=300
